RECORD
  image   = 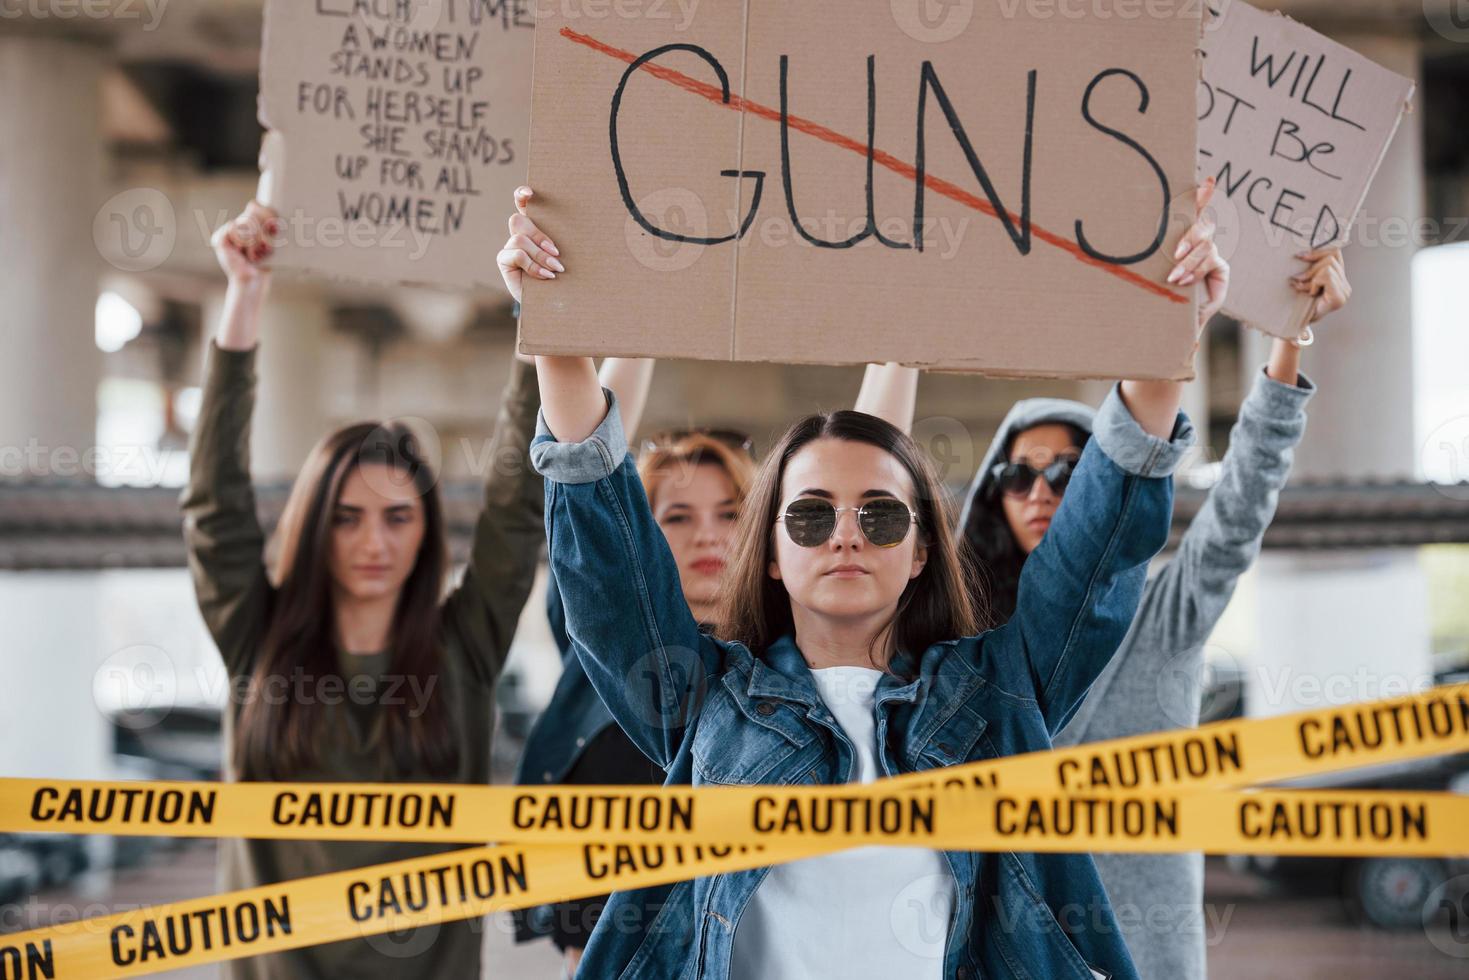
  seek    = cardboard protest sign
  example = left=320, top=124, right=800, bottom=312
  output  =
left=520, top=0, right=1204, bottom=380
left=1199, top=1, right=1414, bottom=338
left=258, top=0, right=533, bottom=290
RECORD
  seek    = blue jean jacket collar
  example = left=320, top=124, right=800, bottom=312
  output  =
left=747, top=633, right=928, bottom=711
left=744, top=635, right=818, bottom=708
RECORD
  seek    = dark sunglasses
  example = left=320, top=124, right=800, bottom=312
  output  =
left=991, top=455, right=1080, bottom=498
left=775, top=497, right=917, bottom=549
left=643, top=427, right=755, bottom=456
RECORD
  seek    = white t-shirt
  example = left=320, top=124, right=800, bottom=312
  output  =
left=728, top=666, right=957, bottom=979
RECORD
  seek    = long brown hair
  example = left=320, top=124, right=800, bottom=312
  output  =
left=716, top=411, right=987, bottom=664
left=235, top=421, right=459, bottom=780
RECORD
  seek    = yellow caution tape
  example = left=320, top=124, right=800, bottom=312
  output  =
left=0, top=685, right=1465, bottom=978
left=4, top=683, right=1465, bottom=845
left=2, top=788, right=1467, bottom=979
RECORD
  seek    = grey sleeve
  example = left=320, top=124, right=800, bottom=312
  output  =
left=1139, top=366, right=1314, bottom=653
left=1054, top=366, right=1313, bottom=744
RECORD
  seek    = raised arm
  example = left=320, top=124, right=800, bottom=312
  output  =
left=1116, top=177, right=1230, bottom=439
left=498, top=186, right=606, bottom=442
left=179, top=204, right=281, bottom=675
left=988, top=180, right=1225, bottom=734
left=600, top=357, right=656, bottom=442
left=1124, top=248, right=1345, bottom=663
left=854, top=363, right=919, bottom=434
left=439, top=356, right=546, bottom=687
left=499, top=188, right=722, bottom=769
left=993, top=388, right=1194, bottom=734
left=1131, top=347, right=1313, bottom=660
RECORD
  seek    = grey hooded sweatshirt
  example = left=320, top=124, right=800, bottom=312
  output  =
left=958, top=366, right=1315, bottom=980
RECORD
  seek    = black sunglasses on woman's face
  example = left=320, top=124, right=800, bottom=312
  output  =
left=991, top=454, right=1081, bottom=498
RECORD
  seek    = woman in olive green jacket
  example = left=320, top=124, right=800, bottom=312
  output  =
left=180, top=202, right=544, bottom=979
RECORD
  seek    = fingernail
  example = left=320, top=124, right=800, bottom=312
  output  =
left=546, top=256, right=566, bottom=273
left=1166, top=267, right=1182, bottom=284
left=539, top=269, right=556, bottom=279
left=1173, top=240, right=1188, bottom=260
left=543, top=239, right=560, bottom=256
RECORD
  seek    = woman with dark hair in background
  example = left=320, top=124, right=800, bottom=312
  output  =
left=181, top=201, right=545, bottom=979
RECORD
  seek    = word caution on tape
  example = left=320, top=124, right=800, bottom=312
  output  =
left=1, top=685, right=1466, bottom=978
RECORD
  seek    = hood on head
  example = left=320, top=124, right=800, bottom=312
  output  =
left=956, top=397, right=1097, bottom=538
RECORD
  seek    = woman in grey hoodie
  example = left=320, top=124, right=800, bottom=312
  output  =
left=951, top=245, right=1350, bottom=980
left=858, top=245, right=1349, bottom=979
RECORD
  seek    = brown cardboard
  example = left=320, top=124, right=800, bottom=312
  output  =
left=521, top=1, right=1203, bottom=380
left=257, top=0, right=533, bottom=290
left=1198, top=1, right=1414, bottom=339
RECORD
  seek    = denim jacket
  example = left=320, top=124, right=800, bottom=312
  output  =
left=531, top=385, right=1193, bottom=980
left=513, top=580, right=621, bottom=786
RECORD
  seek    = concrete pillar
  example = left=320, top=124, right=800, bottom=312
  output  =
left=201, top=287, right=332, bottom=481
left=1245, top=34, right=1434, bottom=718
left=0, top=38, right=105, bottom=478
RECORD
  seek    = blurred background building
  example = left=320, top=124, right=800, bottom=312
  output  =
left=1, top=1, right=1468, bottom=975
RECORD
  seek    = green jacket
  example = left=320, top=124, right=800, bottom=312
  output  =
left=179, top=341, right=543, bottom=979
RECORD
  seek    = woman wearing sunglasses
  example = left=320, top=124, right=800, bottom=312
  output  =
left=497, top=180, right=1223, bottom=979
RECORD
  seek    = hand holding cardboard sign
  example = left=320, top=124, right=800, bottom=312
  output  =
left=497, top=186, right=564, bottom=305
left=499, top=187, right=606, bottom=442
left=1291, top=246, right=1350, bottom=325
left=1166, top=177, right=1231, bottom=328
